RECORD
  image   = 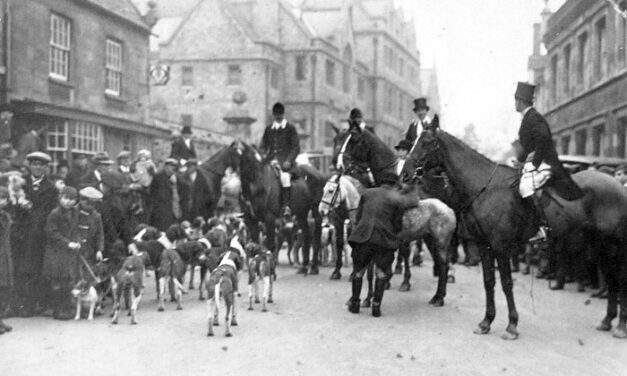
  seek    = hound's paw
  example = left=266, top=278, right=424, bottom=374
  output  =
left=225, top=332, right=232, bottom=337
left=158, top=307, right=164, bottom=312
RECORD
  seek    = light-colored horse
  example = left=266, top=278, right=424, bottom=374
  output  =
left=319, top=174, right=458, bottom=306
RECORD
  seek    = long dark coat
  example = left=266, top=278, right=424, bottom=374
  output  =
left=259, top=123, right=300, bottom=168
left=348, top=184, right=418, bottom=250
left=42, top=206, right=80, bottom=281
left=170, top=137, right=196, bottom=162
left=0, top=209, right=13, bottom=289
left=518, top=107, right=582, bottom=200
left=12, top=174, right=58, bottom=277
left=149, top=170, right=179, bottom=231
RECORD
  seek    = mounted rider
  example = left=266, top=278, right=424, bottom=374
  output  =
left=259, top=102, right=300, bottom=217
left=336, top=108, right=380, bottom=186
left=405, top=98, right=432, bottom=143
left=514, top=82, right=582, bottom=243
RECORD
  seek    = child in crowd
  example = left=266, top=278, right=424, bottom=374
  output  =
left=614, top=164, right=627, bottom=188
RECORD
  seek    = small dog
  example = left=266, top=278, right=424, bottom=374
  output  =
left=245, top=243, right=275, bottom=312
left=71, top=280, right=99, bottom=321
left=111, top=251, right=145, bottom=325
left=320, top=222, right=337, bottom=266
left=206, top=262, right=239, bottom=337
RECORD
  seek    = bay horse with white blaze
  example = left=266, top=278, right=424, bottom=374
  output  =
left=234, top=141, right=325, bottom=274
left=412, top=127, right=627, bottom=340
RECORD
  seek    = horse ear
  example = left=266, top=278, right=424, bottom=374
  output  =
left=331, top=124, right=339, bottom=135
left=431, top=114, right=440, bottom=129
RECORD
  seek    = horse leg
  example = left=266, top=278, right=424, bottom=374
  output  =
left=296, top=216, right=310, bottom=275
left=330, top=217, right=343, bottom=280
left=398, top=242, right=411, bottom=292
left=597, top=246, right=618, bottom=332
left=362, top=261, right=374, bottom=308
left=496, top=250, right=519, bottom=340
left=615, top=247, right=627, bottom=338
left=394, top=250, right=403, bottom=274
left=412, top=239, right=423, bottom=266
left=309, top=210, right=322, bottom=275
left=474, top=247, right=496, bottom=335
left=429, top=241, right=449, bottom=307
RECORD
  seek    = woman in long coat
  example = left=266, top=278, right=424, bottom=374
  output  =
left=0, top=187, right=14, bottom=333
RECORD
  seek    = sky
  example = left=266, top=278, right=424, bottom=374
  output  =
left=400, top=0, right=567, bottom=159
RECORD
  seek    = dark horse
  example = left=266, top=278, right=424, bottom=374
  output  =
left=234, top=141, right=325, bottom=274
left=191, top=145, right=242, bottom=219
left=412, top=127, right=627, bottom=340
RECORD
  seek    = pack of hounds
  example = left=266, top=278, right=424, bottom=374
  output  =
left=72, top=214, right=276, bottom=337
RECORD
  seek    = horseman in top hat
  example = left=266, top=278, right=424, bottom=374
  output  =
left=259, top=102, right=300, bottom=217
left=405, top=98, right=433, bottom=143
left=170, top=126, right=196, bottom=165
left=514, top=81, right=581, bottom=243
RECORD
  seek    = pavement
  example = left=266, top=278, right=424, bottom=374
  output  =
left=1, top=249, right=627, bottom=376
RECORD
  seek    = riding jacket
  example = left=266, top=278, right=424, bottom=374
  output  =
left=260, top=120, right=300, bottom=170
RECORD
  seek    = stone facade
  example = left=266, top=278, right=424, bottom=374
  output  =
left=533, top=0, right=627, bottom=158
left=0, top=0, right=169, bottom=169
left=146, top=0, right=421, bottom=170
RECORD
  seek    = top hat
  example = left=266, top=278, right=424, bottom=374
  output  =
left=272, top=102, right=285, bottom=116
left=181, top=126, right=192, bottom=135
left=92, top=152, right=114, bottom=165
left=26, top=151, right=52, bottom=164
left=515, top=82, right=536, bottom=103
left=394, top=139, right=413, bottom=151
left=413, top=98, right=429, bottom=111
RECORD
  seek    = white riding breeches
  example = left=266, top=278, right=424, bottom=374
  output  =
left=519, top=161, right=552, bottom=198
left=280, top=171, right=291, bottom=187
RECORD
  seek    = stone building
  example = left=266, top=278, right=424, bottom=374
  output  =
left=532, top=0, right=627, bottom=158
left=143, top=0, right=421, bottom=168
left=0, top=0, right=169, bottom=170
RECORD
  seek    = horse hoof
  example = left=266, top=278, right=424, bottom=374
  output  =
left=596, top=321, right=612, bottom=332
left=473, top=321, right=491, bottom=335
left=157, top=307, right=164, bottom=312
left=613, top=328, right=627, bottom=339
left=188, top=286, right=194, bottom=290
left=248, top=307, right=253, bottom=311
left=361, top=300, right=371, bottom=308
left=199, top=296, right=205, bottom=301
left=447, top=275, right=455, bottom=284
left=231, top=320, right=238, bottom=326
left=225, top=332, right=232, bottom=337
left=262, top=308, right=267, bottom=312
left=550, top=283, right=564, bottom=291
left=213, top=321, right=219, bottom=326
left=255, top=298, right=260, bottom=304
left=330, top=270, right=341, bottom=280
left=399, top=283, right=411, bottom=292
left=501, top=331, right=519, bottom=340
left=268, top=298, right=274, bottom=303
left=111, top=320, right=118, bottom=325
left=176, top=306, right=183, bottom=311
left=207, top=332, right=214, bottom=337
left=296, top=267, right=308, bottom=275
left=433, top=299, right=444, bottom=307
left=309, top=267, right=319, bottom=275
left=131, top=320, right=138, bottom=325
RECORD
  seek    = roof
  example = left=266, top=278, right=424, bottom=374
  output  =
left=85, top=0, right=149, bottom=30
left=300, top=10, right=342, bottom=38
left=544, top=0, right=597, bottom=46
left=129, top=0, right=200, bottom=17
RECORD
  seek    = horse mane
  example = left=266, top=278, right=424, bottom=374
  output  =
left=437, top=130, right=514, bottom=171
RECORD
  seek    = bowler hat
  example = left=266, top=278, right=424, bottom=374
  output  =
left=79, top=186, right=103, bottom=201
left=92, top=152, right=114, bottom=165
left=181, top=126, right=192, bottom=135
left=413, top=98, right=429, bottom=111
left=515, top=82, right=536, bottom=103
left=164, top=158, right=179, bottom=167
left=394, top=140, right=413, bottom=151
left=26, top=151, right=52, bottom=164
left=117, top=150, right=131, bottom=160
left=272, top=102, right=285, bottom=116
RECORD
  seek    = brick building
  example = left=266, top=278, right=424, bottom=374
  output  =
left=531, top=0, right=627, bottom=158
left=0, top=0, right=169, bottom=170
left=143, top=0, right=421, bottom=168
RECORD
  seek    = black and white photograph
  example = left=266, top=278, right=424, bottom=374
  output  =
left=1, top=0, right=627, bottom=375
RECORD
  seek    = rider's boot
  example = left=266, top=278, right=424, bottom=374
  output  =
left=349, top=277, right=362, bottom=314
left=280, top=187, right=292, bottom=217
left=372, top=278, right=386, bottom=318
left=525, top=195, right=550, bottom=243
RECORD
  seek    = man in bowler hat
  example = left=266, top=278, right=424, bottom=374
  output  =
left=259, top=102, right=300, bottom=217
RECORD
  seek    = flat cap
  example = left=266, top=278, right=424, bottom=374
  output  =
left=26, top=151, right=52, bottom=164
left=164, top=158, right=179, bottom=167
left=79, top=186, right=104, bottom=201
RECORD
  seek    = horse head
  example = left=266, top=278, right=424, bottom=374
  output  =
left=318, top=174, right=342, bottom=219
left=407, top=127, right=444, bottom=181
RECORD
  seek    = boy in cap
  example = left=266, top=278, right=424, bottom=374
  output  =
left=11, top=152, right=57, bottom=317
left=0, top=186, right=13, bottom=332
left=514, top=82, right=582, bottom=244
left=259, top=102, right=300, bottom=217
left=348, top=171, right=418, bottom=317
